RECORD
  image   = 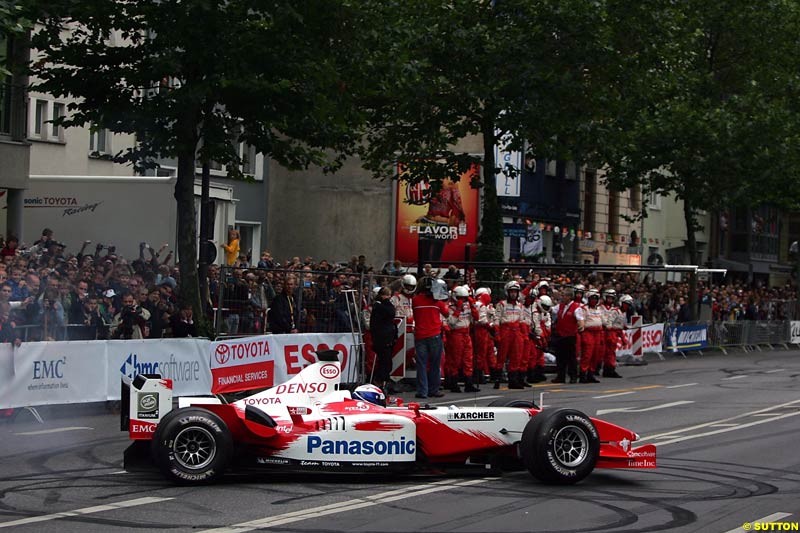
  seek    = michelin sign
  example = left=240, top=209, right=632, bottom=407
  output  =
left=664, top=324, right=709, bottom=352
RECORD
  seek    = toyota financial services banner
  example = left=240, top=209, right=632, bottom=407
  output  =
left=210, top=333, right=359, bottom=394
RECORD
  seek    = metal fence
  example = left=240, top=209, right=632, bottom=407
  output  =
left=215, top=267, right=368, bottom=337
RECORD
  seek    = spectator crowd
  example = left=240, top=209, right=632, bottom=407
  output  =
left=0, top=227, right=795, bottom=345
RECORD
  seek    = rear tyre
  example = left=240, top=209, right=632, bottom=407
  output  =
left=520, top=408, right=599, bottom=485
left=152, top=407, right=232, bottom=484
left=487, top=398, right=538, bottom=409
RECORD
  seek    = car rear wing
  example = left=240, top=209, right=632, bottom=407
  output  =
left=121, top=374, right=173, bottom=440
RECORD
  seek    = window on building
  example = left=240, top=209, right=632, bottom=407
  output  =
left=242, top=142, right=257, bottom=176
left=647, top=190, right=662, bottom=210
left=629, top=184, right=641, bottom=211
left=608, top=188, right=619, bottom=237
left=51, top=102, right=65, bottom=141
left=89, top=125, right=110, bottom=154
left=584, top=169, right=597, bottom=233
left=545, top=159, right=557, bottom=177
left=33, top=99, right=47, bottom=137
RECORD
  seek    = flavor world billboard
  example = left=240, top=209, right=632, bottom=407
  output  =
left=394, top=164, right=481, bottom=264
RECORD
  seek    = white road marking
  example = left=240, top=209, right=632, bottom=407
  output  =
left=752, top=413, right=785, bottom=417
left=13, top=427, right=94, bottom=436
left=593, top=391, right=636, bottom=399
left=428, top=395, right=502, bottom=406
left=722, top=375, right=748, bottom=381
left=666, top=383, right=698, bottom=389
left=596, top=400, right=694, bottom=416
left=709, top=423, right=739, bottom=428
left=765, top=369, right=785, bottom=374
left=199, top=479, right=488, bottom=533
left=640, top=399, right=800, bottom=441
left=723, top=512, right=792, bottom=533
left=0, top=497, right=173, bottom=529
left=653, top=412, right=800, bottom=446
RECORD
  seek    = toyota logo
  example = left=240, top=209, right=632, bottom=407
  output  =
left=215, top=344, right=231, bottom=365
left=320, top=364, right=340, bottom=379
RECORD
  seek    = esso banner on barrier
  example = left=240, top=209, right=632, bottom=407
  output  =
left=0, top=341, right=108, bottom=408
left=615, top=323, right=665, bottom=357
left=106, top=338, right=211, bottom=399
left=210, top=333, right=358, bottom=394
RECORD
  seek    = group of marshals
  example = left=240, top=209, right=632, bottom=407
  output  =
left=376, top=275, right=635, bottom=397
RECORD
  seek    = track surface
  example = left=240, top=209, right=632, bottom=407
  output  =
left=1, top=349, right=799, bottom=532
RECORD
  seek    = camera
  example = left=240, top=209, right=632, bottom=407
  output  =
left=108, top=245, right=116, bottom=254
left=303, top=280, right=313, bottom=288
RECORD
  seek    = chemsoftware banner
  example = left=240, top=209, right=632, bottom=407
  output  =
left=664, top=323, right=709, bottom=352
left=0, top=341, right=107, bottom=407
left=210, top=333, right=359, bottom=394
left=106, top=338, right=211, bottom=399
left=791, top=321, right=800, bottom=344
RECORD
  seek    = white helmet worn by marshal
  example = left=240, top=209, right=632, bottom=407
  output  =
left=453, top=285, right=470, bottom=298
left=619, top=294, right=634, bottom=306
left=537, top=295, right=553, bottom=310
left=573, top=283, right=586, bottom=293
left=475, top=287, right=491, bottom=297
left=603, top=288, right=616, bottom=298
left=505, top=280, right=521, bottom=292
left=401, top=274, right=417, bottom=294
left=587, top=288, right=600, bottom=299
left=535, top=280, right=550, bottom=290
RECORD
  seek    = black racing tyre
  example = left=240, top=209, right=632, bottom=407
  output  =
left=520, top=408, right=599, bottom=485
left=488, top=398, right=539, bottom=409
left=152, top=407, right=233, bottom=484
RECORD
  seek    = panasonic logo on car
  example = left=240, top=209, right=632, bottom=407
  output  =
left=306, top=436, right=415, bottom=455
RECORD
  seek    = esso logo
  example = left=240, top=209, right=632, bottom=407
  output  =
left=215, top=344, right=230, bottom=365
left=320, top=364, right=340, bottom=379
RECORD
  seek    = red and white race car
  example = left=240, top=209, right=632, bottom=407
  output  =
left=122, top=351, right=655, bottom=485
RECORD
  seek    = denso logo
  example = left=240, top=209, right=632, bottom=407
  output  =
left=33, top=357, right=66, bottom=380
left=307, top=436, right=415, bottom=455
left=214, top=340, right=271, bottom=366
left=274, top=382, right=328, bottom=394
left=319, top=364, right=340, bottom=379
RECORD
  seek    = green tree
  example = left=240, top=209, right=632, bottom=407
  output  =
left=355, top=0, right=609, bottom=278
left=599, top=0, right=800, bottom=318
left=31, top=0, right=361, bottom=329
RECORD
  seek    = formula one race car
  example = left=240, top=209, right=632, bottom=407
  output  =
left=122, top=351, right=656, bottom=485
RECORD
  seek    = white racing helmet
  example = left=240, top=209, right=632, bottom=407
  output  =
left=537, top=295, right=553, bottom=311
left=603, top=288, right=616, bottom=299
left=453, top=285, right=470, bottom=298
left=352, top=384, right=386, bottom=407
left=573, top=283, right=586, bottom=293
left=620, top=294, right=634, bottom=306
left=505, top=280, right=521, bottom=293
left=587, top=288, right=601, bottom=300
left=401, top=274, right=417, bottom=295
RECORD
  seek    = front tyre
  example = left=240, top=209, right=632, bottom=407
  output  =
left=152, top=408, right=232, bottom=484
left=520, top=408, right=599, bottom=485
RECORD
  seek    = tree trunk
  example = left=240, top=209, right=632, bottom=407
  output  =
left=683, top=200, right=698, bottom=321
left=476, top=121, right=504, bottom=280
left=175, top=146, right=207, bottom=333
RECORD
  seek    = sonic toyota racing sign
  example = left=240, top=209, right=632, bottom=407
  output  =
left=394, top=164, right=480, bottom=264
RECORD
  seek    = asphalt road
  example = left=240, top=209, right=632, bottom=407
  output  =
left=1, top=348, right=800, bottom=533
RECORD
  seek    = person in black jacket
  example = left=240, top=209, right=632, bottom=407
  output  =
left=369, top=286, right=397, bottom=391
left=268, top=274, right=299, bottom=334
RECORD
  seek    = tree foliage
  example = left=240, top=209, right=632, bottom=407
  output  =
left=598, top=0, right=800, bottom=317
left=30, top=0, right=362, bottom=325
left=354, top=0, right=610, bottom=274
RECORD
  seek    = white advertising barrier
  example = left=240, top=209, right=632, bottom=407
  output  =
left=0, top=341, right=108, bottom=408
left=210, top=333, right=359, bottom=394
left=106, top=338, right=212, bottom=400
left=615, top=323, right=665, bottom=358
left=791, top=321, right=800, bottom=344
